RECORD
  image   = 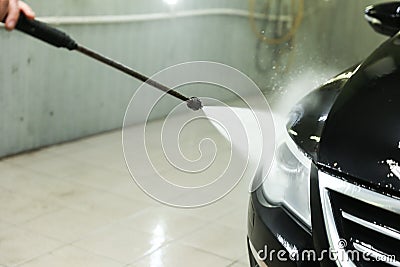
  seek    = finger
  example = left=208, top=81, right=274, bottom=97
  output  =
left=0, top=0, right=9, bottom=22
left=19, top=1, right=34, bottom=19
left=5, top=0, right=18, bottom=30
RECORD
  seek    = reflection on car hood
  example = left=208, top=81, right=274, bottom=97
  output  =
left=319, top=32, right=400, bottom=196
left=286, top=68, right=354, bottom=161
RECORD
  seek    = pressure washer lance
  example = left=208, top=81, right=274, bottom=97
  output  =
left=3, top=13, right=203, bottom=111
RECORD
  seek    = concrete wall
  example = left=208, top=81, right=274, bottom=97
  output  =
left=0, top=0, right=388, bottom=157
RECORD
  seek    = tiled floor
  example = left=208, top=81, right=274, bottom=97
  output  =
left=0, top=116, right=252, bottom=267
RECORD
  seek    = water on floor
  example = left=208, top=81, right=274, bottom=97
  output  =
left=0, top=116, right=250, bottom=267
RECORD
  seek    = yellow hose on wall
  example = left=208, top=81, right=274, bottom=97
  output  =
left=249, top=0, right=304, bottom=45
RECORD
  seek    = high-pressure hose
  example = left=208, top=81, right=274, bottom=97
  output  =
left=4, top=13, right=203, bottom=111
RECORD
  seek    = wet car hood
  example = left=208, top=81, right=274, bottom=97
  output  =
left=318, top=32, right=400, bottom=196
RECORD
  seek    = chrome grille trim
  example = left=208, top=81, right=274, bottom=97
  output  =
left=319, top=171, right=400, bottom=214
left=342, top=211, right=400, bottom=241
left=318, top=171, right=400, bottom=267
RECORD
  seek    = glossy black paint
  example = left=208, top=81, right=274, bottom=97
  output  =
left=319, top=32, right=400, bottom=197
left=365, top=2, right=400, bottom=36
left=286, top=65, right=358, bottom=161
left=248, top=188, right=318, bottom=267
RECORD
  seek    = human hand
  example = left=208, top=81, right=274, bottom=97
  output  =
left=0, top=0, right=35, bottom=31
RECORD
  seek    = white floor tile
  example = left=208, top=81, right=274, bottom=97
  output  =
left=80, top=130, right=122, bottom=149
left=0, top=117, right=252, bottom=266
left=74, top=224, right=167, bottom=264
left=238, top=254, right=250, bottom=265
left=215, top=209, right=248, bottom=232
left=2, top=150, right=54, bottom=168
left=44, top=139, right=97, bottom=156
left=0, top=220, right=11, bottom=231
left=60, top=164, right=130, bottom=191
left=0, top=226, right=62, bottom=266
left=108, top=180, right=158, bottom=204
left=179, top=223, right=247, bottom=261
left=19, top=245, right=122, bottom=267
left=227, top=261, right=249, bottom=267
left=0, top=165, right=94, bottom=202
left=4, top=152, right=89, bottom=180
left=22, top=208, right=115, bottom=243
left=0, top=187, right=60, bottom=225
left=63, top=144, right=127, bottom=172
left=120, top=206, right=208, bottom=240
left=129, top=243, right=231, bottom=267
left=41, top=184, right=147, bottom=217
left=181, top=199, right=236, bottom=221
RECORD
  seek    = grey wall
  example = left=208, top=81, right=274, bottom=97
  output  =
left=0, top=0, right=389, bottom=157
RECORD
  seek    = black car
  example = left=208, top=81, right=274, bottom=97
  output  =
left=247, top=2, right=400, bottom=267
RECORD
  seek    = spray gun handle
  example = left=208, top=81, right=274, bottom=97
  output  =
left=5, top=13, right=78, bottom=50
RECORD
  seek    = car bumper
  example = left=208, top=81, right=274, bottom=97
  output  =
left=247, top=187, right=319, bottom=267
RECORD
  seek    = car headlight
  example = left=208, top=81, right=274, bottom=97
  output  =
left=262, top=131, right=312, bottom=228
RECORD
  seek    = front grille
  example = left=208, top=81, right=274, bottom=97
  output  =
left=318, top=171, right=400, bottom=267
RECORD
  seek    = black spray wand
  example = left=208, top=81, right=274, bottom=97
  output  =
left=3, top=13, right=203, bottom=111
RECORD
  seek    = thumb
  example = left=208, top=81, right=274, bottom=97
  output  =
left=0, top=0, right=9, bottom=22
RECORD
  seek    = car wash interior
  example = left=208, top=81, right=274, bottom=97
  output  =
left=0, top=1, right=398, bottom=267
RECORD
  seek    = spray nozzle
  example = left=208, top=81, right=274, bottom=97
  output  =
left=186, top=97, right=203, bottom=111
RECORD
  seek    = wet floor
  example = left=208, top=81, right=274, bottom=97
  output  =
left=0, top=116, right=251, bottom=267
